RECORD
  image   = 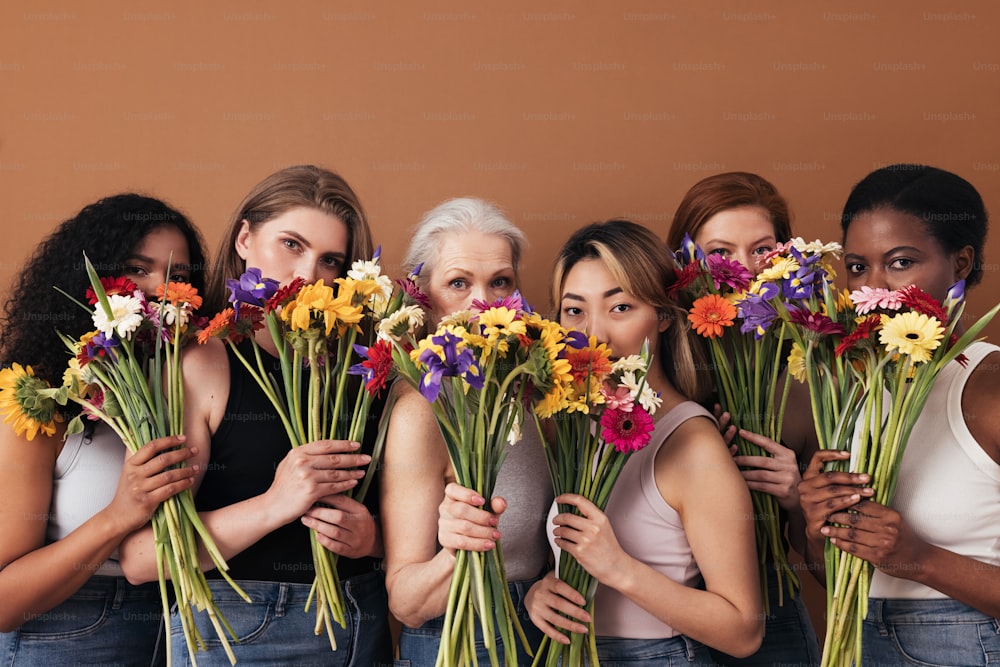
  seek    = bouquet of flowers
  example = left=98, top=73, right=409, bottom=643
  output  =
left=388, top=293, right=567, bottom=667
left=199, top=249, right=423, bottom=650
left=530, top=335, right=660, bottom=667
left=58, top=257, right=245, bottom=666
left=674, top=236, right=843, bottom=608
left=789, top=278, right=1000, bottom=667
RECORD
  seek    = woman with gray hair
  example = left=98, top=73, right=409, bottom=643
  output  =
left=381, top=197, right=553, bottom=664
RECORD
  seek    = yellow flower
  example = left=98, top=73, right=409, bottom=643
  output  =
left=0, top=363, right=62, bottom=440
left=879, top=311, right=944, bottom=363
left=787, top=342, right=807, bottom=383
left=282, top=280, right=364, bottom=336
left=758, top=256, right=800, bottom=283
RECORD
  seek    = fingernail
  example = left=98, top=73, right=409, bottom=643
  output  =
left=820, top=526, right=830, bottom=535
left=360, top=455, right=372, bottom=464
left=176, top=434, right=186, bottom=442
left=850, top=494, right=860, bottom=501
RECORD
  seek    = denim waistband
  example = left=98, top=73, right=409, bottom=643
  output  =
left=868, top=597, right=1000, bottom=627
left=202, top=569, right=385, bottom=607
left=70, top=575, right=160, bottom=603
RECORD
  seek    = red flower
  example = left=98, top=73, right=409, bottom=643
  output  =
left=86, top=276, right=138, bottom=305
left=897, top=285, right=948, bottom=323
left=788, top=308, right=845, bottom=336
left=666, top=263, right=703, bottom=299
left=600, top=406, right=655, bottom=453
left=265, top=277, right=307, bottom=313
left=835, top=315, right=882, bottom=357
left=356, top=339, right=394, bottom=396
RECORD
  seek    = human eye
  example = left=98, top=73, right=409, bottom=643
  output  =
left=124, top=264, right=149, bottom=277
left=169, top=271, right=191, bottom=283
left=752, top=245, right=773, bottom=256
left=707, top=247, right=729, bottom=257
left=888, top=257, right=915, bottom=271
left=611, top=303, right=632, bottom=314
left=562, top=306, right=583, bottom=319
left=845, top=262, right=867, bottom=276
left=449, top=278, right=468, bottom=289
left=282, top=238, right=301, bottom=251
left=490, top=276, right=512, bottom=289
left=319, top=255, right=342, bottom=270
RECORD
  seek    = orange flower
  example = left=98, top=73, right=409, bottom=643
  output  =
left=564, top=338, right=613, bottom=384
left=156, top=282, right=203, bottom=311
left=688, top=294, right=737, bottom=338
left=198, top=308, right=235, bottom=344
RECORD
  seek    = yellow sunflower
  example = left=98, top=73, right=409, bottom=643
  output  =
left=0, top=363, right=62, bottom=440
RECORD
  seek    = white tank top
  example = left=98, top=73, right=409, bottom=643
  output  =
left=870, top=341, right=1000, bottom=599
left=48, top=421, right=127, bottom=576
left=547, top=401, right=713, bottom=638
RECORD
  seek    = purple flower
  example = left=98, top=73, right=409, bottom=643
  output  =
left=707, top=254, right=753, bottom=292
left=737, top=294, right=778, bottom=339
left=86, top=331, right=120, bottom=363
left=395, top=276, right=431, bottom=308
left=677, top=233, right=706, bottom=265
left=780, top=247, right=825, bottom=301
left=417, top=331, right=483, bottom=401
left=946, top=279, right=966, bottom=307
left=564, top=330, right=590, bottom=350
left=227, top=268, right=280, bottom=317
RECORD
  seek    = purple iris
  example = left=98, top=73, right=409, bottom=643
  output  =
left=417, top=331, right=484, bottom=402
left=87, top=331, right=120, bottom=363
left=738, top=294, right=778, bottom=339
left=781, top=248, right=825, bottom=301
left=348, top=343, right=373, bottom=381
left=945, top=279, right=966, bottom=307
left=678, top=233, right=706, bottom=265
left=227, top=268, right=280, bottom=316
left=564, top=330, right=590, bottom=350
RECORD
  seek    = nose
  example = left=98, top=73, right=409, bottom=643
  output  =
left=294, top=258, right=318, bottom=284
left=470, top=283, right=487, bottom=307
left=864, top=267, right=891, bottom=291
left=733, top=252, right=753, bottom=274
left=586, top=316, right=609, bottom=347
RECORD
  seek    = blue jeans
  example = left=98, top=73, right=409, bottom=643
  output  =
left=710, top=569, right=821, bottom=666
left=396, top=576, right=544, bottom=666
left=0, top=575, right=164, bottom=667
left=169, top=571, right=392, bottom=666
left=596, top=634, right=714, bottom=666
left=864, top=597, right=1000, bottom=666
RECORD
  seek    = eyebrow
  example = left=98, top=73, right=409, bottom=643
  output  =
left=702, top=236, right=775, bottom=247
left=125, top=253, right=192, bottom=270
left=562, top=287, right=623, bottom=301
left=282, top=230, right=347, bottom=260
left=844, top=245, right=923, bottom=260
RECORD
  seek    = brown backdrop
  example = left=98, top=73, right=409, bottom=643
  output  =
left=3, top=0, right=999, bottom=640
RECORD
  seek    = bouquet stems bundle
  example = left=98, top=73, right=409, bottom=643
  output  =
left=60, top=257, right=246, bottom=666
left=530, top=337, right=661, bottom=666
left=389, top=293, right=565, bottom=667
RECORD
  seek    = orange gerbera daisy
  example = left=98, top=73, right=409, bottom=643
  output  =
left=564, top=338, right=613, bottom=384
left=198, top=308, right=235, bottom=344
left=156, top=282, right=203, bottom=310
left=688, top=294, right=737, bottom=338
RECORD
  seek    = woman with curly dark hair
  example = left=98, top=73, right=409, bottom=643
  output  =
left=0, top=193, right=208, bottom=666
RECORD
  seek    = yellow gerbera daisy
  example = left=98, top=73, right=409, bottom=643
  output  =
left=787, top=342, right=807, bottom=383
left=758, top=256, right=800, bottom=283
left=879, top=311, right=944, bottom=363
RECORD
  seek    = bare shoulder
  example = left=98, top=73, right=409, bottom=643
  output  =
left=961, top=350, right=1000, bottom=464
left=655, top=414, right=743, bottom=508
left=382, top=381, right=449, bottom=473
left=181, top=338, right=230, bottom=432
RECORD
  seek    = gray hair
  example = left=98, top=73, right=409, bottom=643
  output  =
left=402, top=197, right=527, bottom=284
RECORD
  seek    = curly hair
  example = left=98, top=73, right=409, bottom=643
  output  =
left=0, top=193, right=208, bottom=391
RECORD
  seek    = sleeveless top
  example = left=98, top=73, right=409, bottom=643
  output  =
left=196, top=341, right=383, bottom=584
left=47, top=421, right=126, bottom=577
left=547, top=400, right=714, bottom=638
left=491, top=424, right=553, bottom=581
left=870, top=341, right=1000, bottom=599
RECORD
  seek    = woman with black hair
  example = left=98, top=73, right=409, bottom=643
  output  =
left=799, top=164, right=1000, bottom=666
left=0, top=194, right=208, bottom=666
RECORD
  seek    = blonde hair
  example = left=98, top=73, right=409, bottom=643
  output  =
left=552, top=219, right=712, bottom=404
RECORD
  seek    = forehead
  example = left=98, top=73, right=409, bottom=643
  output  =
left=696, top=206, right=776, bottom=241
left=434, top=231, right=513, bottom=269
left=844, top=208, right=937, bottom=254
left=132, top=225, right=190, bottom=260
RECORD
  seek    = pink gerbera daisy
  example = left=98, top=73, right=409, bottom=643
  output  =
left=600, top=384, right=634, bottom=412
left=600, top=406, right=654, bottom=453
left=849, top=286, right=902, bottom=314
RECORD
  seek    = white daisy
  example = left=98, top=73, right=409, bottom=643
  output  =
left=93, top=294, right=144, bottom=338
left=377, top=305, right=425, bottom=341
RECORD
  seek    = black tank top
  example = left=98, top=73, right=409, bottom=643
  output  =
left=197, top=341, right=383, bottom=583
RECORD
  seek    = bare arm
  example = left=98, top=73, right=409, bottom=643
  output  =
left=0, top=428, right=195, bottom=632
left=381, top=384, right=504, bottom=627
left=543, top=418, right=762, bottom=657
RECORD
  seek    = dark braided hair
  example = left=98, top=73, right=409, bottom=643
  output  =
left=0, top=193, right=207, bottom=392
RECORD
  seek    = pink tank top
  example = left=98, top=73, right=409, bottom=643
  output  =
left=547, top=401, right=714, bottom=638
